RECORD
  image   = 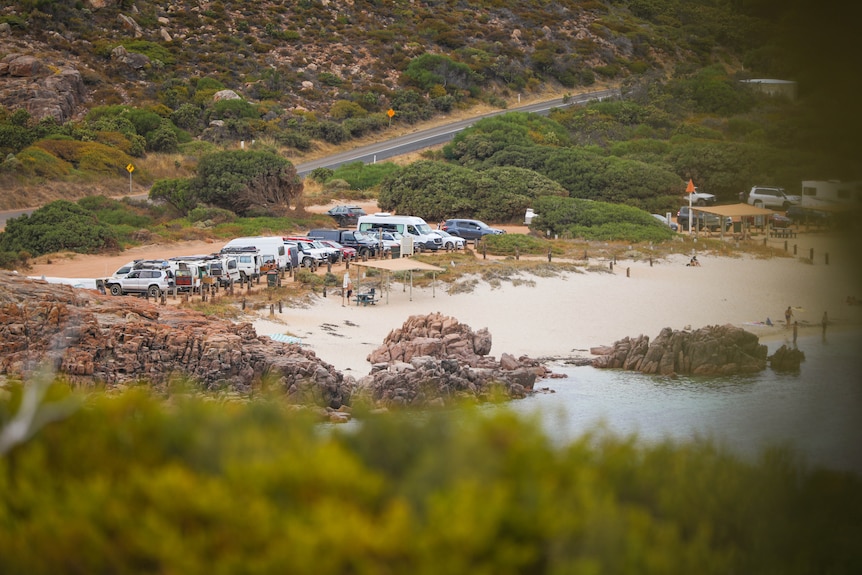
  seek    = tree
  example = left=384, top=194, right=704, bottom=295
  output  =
left=149, top=178, right=198, bottom=216
left=192, top=150, right=302, bottom=216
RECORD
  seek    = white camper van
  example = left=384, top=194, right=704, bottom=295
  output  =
left=356, top=213, right=442, bottom=251
left=222, top=236, right=291, bottom=272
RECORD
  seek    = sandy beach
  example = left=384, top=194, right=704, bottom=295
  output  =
left=23, top=228, right=862, bottom=376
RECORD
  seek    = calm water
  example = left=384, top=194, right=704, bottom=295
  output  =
left=506, top=329, right=862, bottom=475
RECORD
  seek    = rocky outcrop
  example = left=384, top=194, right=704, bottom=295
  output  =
left=768, top=345, right=805, bottom=371
left=591, top=324, right=767, bottom=375
left=358, top=313, right=548, bottom=407
left=0, top=272, right=351, bottom=409
left=367, top=313, right=494, bottom=367
left=0, top=54, right=87, bottom=123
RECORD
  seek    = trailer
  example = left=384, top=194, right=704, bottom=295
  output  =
left=800, top=180, right=862, bottom=209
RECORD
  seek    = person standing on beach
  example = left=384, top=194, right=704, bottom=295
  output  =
left=785, top=306, right=793, bottom=327
left=793, top=321, right=798, bottom=346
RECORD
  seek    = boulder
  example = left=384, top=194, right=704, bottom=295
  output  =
left=358, top=313, right=548, bottom=407
left=768, top=345, right=805, bottom=371
left=591, top=324, right=767, bottom=375
left=213, top=89, right=242, bottom=102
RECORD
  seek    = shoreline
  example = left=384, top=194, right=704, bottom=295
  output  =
left=19, top=232, right=862, bottom=377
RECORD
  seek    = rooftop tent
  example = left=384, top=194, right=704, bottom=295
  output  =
left=349, top=258, right=446, bottom=303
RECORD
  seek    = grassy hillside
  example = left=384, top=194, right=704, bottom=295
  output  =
left=0, top=0, right=859, bottom=216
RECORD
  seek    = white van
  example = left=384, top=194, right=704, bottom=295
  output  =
left=222, top=236, right=291, bottom=272
left=356, top=213, right=442, bottom=251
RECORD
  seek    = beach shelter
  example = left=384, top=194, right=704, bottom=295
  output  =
left=349, top=258, right=445, bottom=303
left=690, top=203, right=776, bottom=240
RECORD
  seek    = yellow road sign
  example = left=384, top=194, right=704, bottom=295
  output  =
left=126, top=163, right=135, bottom=173
left=387, top=108, right=395, bottom=118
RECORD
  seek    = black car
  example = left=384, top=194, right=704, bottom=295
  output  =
left=326, top=205, right=366, bottom=227
left=442, top=218, right=505, bottom=240
left=785, top=205, right=833, bottom=226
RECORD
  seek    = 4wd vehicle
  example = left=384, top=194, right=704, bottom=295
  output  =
left=283, top=238, right=333, bottom=268
left=687, top=189, right=717, bottom=206
left=677, top=206, right=732, bottom=232
left=747, top=186, right=800, bottom=210
left=326, top=205, right=366, bottom=227
left=442, top=219, right=505, bottom=240
left=105, top=269, right=174, bottom=298
left=307, top=228, right=380, bottom=258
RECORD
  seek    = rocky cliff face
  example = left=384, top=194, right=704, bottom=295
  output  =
left=0, top=271, right=351, bottom=408
left=590, top=324, right=768, bottom=375
left=0, top=53, right=87, bottom=123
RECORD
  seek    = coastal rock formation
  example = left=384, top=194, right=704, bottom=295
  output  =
left=358, top=313, right=548, bottom=407
left=768, top=345, right=805, bottom=371
left=0, top=272, right=351, bottom=408
left=0, top=54, right=87, bottom=122
left=367, top=312, right=494, bottom=367
left=591, top=324, right=767, bottom=375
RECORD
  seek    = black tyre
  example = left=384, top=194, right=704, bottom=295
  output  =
left=109, top=284, right=122, bottom=296
left=696, top=199, right=706, bottom=206
left=302, top=257, right=315, bottom=269
left=148, top=285, right=161, bottom=298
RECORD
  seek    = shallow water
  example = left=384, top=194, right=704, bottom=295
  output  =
left=506, top=329, right=862, bottom=474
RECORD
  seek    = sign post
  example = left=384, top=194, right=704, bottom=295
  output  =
left=685, top=178, right=695, bottom=235
left=387, top=108, right=395, bottom=127
left=126, top=163, right=135, bottom=195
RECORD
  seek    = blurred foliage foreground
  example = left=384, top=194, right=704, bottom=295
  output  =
left=1, top=383, right=861, bottom=574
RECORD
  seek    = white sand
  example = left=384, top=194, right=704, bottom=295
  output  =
left=25, top=232, right=862, bottom=375
left=250, top=238, right=862, bottom=375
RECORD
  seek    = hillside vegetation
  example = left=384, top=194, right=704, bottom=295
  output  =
left=1, top=0, right=860, bottom=259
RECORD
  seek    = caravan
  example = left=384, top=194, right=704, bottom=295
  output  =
left=356, top=213, right=442, bottom=251
left=801, top=180, right=862, bottom=209
left=222, top=236, right=291, bottom=272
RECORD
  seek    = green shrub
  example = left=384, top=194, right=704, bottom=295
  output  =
left=1, top=388, right=860, bottom=574
left=532, top=196, right=675, bottom=243
left=12, top=147, right=72, bottom=178
left=483, top=233, right=550, bottom=256
left=0, top=200, right=119, bottom=255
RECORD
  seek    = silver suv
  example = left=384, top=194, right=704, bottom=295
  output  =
left=747, top=186, right=800, bottom=210
left=106, top=269, right=175, bottom=298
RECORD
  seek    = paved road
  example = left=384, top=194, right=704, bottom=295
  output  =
left=294, top=88, right=618, bottom=176
left=0, top=87, right=618, bottom=229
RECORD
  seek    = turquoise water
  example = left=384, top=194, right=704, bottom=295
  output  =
left=507, top=329, right=862, bottom=474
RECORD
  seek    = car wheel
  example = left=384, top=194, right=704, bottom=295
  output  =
left=754, top=201, right=763, bottom=208
left=109, top=284, right=122, bottom=296
left=359, top=247, right=370, bottom=258
left=148, top=285, right=161, bottom=298
left=696, top=199, right=706, bottom=206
